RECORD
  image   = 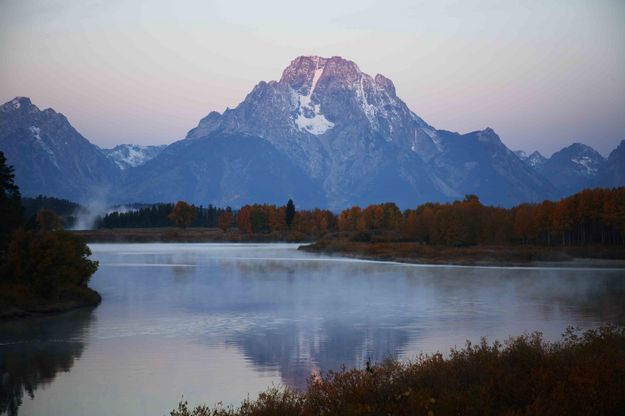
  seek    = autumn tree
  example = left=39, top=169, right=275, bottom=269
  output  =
left=218, top=209, right=233, bottom=232
left=168, top=201, right=196, bottom=229
left=338, top=206, right=362, bottom=232
left=237, top=205, right=253, bottom=233
left=513, top=204, right=535, bottom=243
left=403, top=210, right=419, bottom=240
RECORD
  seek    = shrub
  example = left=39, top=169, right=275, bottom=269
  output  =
left=4, top=229, right=98, bottom=296
left=172, top=326, right=625, bottom=416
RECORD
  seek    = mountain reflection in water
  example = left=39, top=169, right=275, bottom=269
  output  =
left=1, top=243, right=623, bottom=416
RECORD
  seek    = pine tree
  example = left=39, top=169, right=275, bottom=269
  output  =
left=285, top=199, right=296, bottom=229
left=0, top=151, right=23, bottom=256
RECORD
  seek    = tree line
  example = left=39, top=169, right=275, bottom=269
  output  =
left=228, top=189, right=625, bottom=246
left=99, top=188, right=625, bottom=246
left=98, top=203, right=232, bottom=228
left=337, top=189, right=625, bottom=246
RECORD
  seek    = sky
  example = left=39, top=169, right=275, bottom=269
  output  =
left=1, top=0, right=624, bottom=157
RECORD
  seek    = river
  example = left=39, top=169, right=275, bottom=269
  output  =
left=1, top=243, right=623, bottom=415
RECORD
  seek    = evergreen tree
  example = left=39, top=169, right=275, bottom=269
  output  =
left=285, top=199, right=296, bottom=229
left=0, top=151, right=23, bottom=256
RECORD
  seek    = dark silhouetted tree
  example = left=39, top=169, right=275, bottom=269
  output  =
left=5, top=229, right=98, bottom=296
left=0, top=151, right=23, bottom=255
left=285, top=199, right=296, bottom=229
left=36, top=209, right=60, bottom=231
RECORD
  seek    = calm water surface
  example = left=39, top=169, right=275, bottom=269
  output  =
left=1, top=243, right=624, bottom=415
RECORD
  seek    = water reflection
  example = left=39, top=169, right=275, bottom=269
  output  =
left=0, top=308, right=95, bottom=416
left=227, top=319, right=412, bottom=389
left=1, top=244, right=624, bottom=415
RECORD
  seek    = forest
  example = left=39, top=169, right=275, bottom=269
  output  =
left=100, top=188, right=625, bottom=246
left=98, top=203, right=232, bottom=228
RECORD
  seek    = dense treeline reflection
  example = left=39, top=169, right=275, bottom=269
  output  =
left=0, top=308, right=94, bottom=416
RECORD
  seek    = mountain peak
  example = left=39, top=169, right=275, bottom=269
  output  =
left=279, top=55, right=362, bottom=88
left=476, top=127, right=501, bottom=144
left=1, top=97, right=35, bottom=112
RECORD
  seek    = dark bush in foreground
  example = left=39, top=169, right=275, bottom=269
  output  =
left=4, top=229, right=98, bottom=296
left=171, top=326, right=625, bottom=416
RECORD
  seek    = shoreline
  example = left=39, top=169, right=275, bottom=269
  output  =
left=0, top=286, right=102, bottom=321
left=71, top=228, right=625, bottom=268
left=71, top=227, right=312, bottom=243
left=299, top=240, right=625, bottom=269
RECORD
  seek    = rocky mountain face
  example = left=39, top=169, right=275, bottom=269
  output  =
left=0, top=97, right=120, bottom=202
left=1, top=57, right=622, bottom=208
left=120, top=133, right=325, bottom=207
left=426, top=129, right=556, bottom=205
left=101, top=144, right=166, bottom=170
left=183, top=56, right=557, bottom=208
left=534, top=143, right=606, bottom=196
left=600, top=140, right=625, bottom=187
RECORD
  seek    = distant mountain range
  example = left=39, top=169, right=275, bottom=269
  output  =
left=101, top=144, right=166, bottom=170
left=1, top=56, right=623, bottom=208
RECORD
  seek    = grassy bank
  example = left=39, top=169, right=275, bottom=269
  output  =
left=171, top=326, right=625, bottom=416
left=72, top=227, right=312, bottom=243
left=300, top=235, right=625, bottom=267
left=0, top=283, right=100, bottom=320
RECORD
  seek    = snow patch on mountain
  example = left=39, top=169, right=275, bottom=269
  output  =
left=294, top=57, right=334, bottom=135
left=30, top=125, right=56, bottom=163
left=356, top=75, right=377, bottom=127
left=515, top=150, right=546, bottom=168
left=572, top=156, right=599, bottom=176
left=101, top=144, right=166, bottom=170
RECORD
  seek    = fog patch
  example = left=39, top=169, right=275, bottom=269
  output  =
left=71, top=199, right=108, bottom=230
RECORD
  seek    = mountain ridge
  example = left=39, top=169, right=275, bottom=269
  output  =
left=1, top=56, right=623, bottom=207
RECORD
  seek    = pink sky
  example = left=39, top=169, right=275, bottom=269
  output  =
left=1, top=0, right=624, bottom=156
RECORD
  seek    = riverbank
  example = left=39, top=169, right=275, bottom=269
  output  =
left=72, top=227, right=312, bottom=243
left=300, top=238, right=625, bottom=267
left=0, top=284, right=101, bottom=320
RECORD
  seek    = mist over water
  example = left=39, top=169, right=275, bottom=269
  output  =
left=2, top=243, right=623, bottom=416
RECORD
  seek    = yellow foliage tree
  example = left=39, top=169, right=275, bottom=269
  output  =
left=168, top=201, right=196, bottom=229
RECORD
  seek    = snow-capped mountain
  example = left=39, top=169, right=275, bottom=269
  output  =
left=2, top=57, right=622, bottom=208
left=534, top=143, right=606, bottom=195
left=101, top=144, right=166, bottom=170
left=515, top=150, right=547, bottom=168
left=0, top=97, right=120, bottom=202
left=180, top=55, right=556, bottom=207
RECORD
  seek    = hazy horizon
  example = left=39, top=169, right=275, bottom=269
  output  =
left=1, top=0, right=624, bottom=157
